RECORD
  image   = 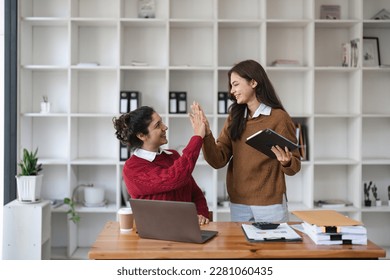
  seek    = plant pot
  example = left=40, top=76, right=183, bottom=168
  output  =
left=15, top=174, right=43, bottom=203
left=40, top=102, right=50, bottom=113
left=84, top=187, right=105, bottom=206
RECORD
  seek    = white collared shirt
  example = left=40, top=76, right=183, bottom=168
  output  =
left=133, top=148, right=173, bottom=162
left=244, top=103, right=272, bottom=119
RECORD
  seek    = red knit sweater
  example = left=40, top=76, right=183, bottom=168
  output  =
left=122, top=136, right=209, bottom=218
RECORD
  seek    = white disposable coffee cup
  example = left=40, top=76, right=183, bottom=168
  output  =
left=118, top=208, right=134, bottom=233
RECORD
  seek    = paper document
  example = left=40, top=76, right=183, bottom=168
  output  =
left=241, top=223, right=302, bottom=242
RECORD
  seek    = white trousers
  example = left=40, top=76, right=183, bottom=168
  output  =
left=230, top=195, right=288, bottom=223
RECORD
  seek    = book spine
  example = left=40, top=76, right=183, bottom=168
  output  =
left=342, top=42, right=351, bottom=67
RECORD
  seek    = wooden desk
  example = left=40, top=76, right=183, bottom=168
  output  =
left=88, top=221, right=386, bottom=259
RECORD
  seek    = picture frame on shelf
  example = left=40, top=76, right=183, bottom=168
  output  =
left=363, top=37, right=381, bottom=67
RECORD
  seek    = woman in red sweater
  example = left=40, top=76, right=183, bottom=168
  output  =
left=113, top=106, right=209, bottom=225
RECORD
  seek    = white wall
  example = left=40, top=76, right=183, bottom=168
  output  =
left=1, top=0, right=5, bottom=259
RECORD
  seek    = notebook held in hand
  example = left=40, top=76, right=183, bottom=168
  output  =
left=246, top=128, right=299, bottom=159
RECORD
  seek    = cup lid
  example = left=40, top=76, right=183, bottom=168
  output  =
left=118, top=207, right=132, bottom=214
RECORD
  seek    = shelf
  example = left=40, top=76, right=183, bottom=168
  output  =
left=51, top=247, right=89, bottom=260
left=71, top=0, right=120, bottom=18
left=170, top=0, right=214, bottom=20
left=362, top=205, right=390, bottom=213
left=75, top=203, right=117, bottom=213
left=313, top=206, right=360, bottom=212
left=3, top=200, right=52, bottom=259
left=218, top=0, right=264, bottom=20
left=315, top=20, right=361, bottom=28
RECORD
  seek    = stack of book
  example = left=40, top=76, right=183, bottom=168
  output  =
left=271, top=59, right=300, bottom=67
left=302, top=221, right=367, bottom=245
left=314, top=199, right=353, bottom=208
left=342, top=38, right=360, bottom=67
left=295, top=122, right=308, bottom=161
left=292, top=210, right=367, bottom=245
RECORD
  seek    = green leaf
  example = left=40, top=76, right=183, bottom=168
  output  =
left=17, top=147, right=42, bottom=176
left=64, top=197, right=80, bottom=224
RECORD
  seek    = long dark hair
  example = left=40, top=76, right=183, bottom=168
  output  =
left=228, top=60, right=285, bottom=140
left=112, top=106, right=155, bottom=151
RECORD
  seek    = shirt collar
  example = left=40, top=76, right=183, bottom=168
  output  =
left=244, top=103, right=272, bottom=119
left=133, top=148, right=172, bottom=162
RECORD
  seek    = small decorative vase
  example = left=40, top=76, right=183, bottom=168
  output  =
left=40, top=102, right=51, bottom=113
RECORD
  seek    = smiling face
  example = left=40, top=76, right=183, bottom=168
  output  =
left=229, top=72, right=258, bottom=105
left=138, top=112, right=168, bottom=152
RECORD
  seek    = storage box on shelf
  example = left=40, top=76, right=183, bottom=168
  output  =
left=17, top=0, right=390, bottom=259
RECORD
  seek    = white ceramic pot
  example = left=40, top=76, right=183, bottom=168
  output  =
left=84, top=187, right=105, bottom=204
left=15, top=174, right=43, bottom=203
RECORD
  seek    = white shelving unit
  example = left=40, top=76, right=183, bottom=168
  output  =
left=17, top=0, right=390, bottom=259
left=3, top=200, right=51, bottom=260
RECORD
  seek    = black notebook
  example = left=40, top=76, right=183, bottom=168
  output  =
left=246, top=128, right=298, bottom=159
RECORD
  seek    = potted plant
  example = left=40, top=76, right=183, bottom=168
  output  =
left=363, top=181, right=372, bottom=207
left=64, top=183, right=95, bottom=224
left=372, top=184, right=382, bottom=206
left=15, top=148, right=43, bottom=203
left=40, top=95, right=50, bottom=113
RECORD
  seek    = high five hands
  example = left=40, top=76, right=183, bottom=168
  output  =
left=189, top=101, right=210, bottom=137
left=191, top=101, right=291, bottom=166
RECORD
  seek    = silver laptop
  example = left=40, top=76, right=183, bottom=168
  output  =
left=129, top=199, right=218, bottom=243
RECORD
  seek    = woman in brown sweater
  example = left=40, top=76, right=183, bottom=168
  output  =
left=192, top=59, right=301, bottom=222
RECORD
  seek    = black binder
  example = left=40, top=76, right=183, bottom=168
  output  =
left=129, top=91, right=140, bottom=112
left=177, top=92, right=187, bottom=113
left=120, top=91, right=129, bottom=113
left=120, top=91, right=140, bottom=113
left=169, top=92, right=178, bottom=113
left=246, top=128, right=299, bottom=159
left=218, top=92, right=228, bottom=114
left=169, top=91, right=187, bottom=114
left=119, top=142, right=130, bottom=161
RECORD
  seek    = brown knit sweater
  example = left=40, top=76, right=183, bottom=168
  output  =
left=202, top=108, right=301, bottom=206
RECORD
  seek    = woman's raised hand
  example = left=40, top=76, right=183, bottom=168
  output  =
left=189, top=101, right=206, bottom=138
left=190, top=101, right=211, bottom=136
